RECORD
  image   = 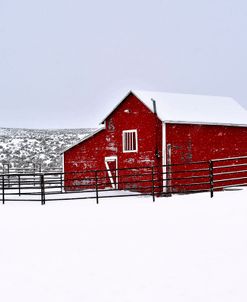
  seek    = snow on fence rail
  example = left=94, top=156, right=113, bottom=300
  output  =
left=0, top=156, right=247, bottom=205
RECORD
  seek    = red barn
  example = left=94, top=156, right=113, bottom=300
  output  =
left=62, top=90, right=247, bottom=193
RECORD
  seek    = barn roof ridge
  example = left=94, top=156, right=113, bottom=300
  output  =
left=101, top=89, right=247, bottom=126
left=133, top=89, right=235, bottom=100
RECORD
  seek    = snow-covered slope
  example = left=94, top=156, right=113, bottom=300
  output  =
left=0, top=128, right=94, bottom=169
left=0, top=189, right=247, bottom=302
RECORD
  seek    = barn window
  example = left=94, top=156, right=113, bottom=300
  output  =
left=122, top=130, right=138, bottom=152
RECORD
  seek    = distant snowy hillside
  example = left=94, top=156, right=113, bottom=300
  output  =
left=0, top=128, right=94, bottom=169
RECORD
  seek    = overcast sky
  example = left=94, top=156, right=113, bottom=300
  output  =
left=1, top=0, right=247, bottom=129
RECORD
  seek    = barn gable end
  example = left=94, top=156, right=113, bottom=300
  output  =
left=63, top=89, right=247, bottom=194
left=63, top=93, right=163, bottom=191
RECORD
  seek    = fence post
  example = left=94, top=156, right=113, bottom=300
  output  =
left=60, top=173, right=63, bottom=193
left=151, top=166, right=155, bottom=202
left=40, top=174, right=45, bottom=205
left=18, top=175, right=21, bottom=196
left=2, top=175, right=5, bottom=204
left=3, top=164, right=9, bottom=188
left=166, top=144, right=172, bottom=196
left=33, top=163, right=36, bottom=186
left=209, top=160, right=214, bottom=198
left=95, top=171, right=99, bottom=204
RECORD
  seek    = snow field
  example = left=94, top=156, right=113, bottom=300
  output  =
left=0, top=189, right=247, bottom=301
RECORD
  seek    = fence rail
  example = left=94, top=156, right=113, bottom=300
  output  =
left=0, top=156, right=247, bottom=205
left=0, top=162, right=62, bottom=174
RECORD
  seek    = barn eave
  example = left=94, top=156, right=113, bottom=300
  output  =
left=164, top=120, right=247, bottom=127
left=61, top=127, right=105, bottom=154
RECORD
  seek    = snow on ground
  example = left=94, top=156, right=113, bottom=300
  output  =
left=0, top=189, right=247, bottom=302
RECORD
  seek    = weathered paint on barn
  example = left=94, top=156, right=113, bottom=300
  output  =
left=63, top=90, right=247, bottom=193
left=166, top=123, right=247, bottom=164
left=64, top=93, right=163, bottom=191
left=166, top=123, right=247, bottom=192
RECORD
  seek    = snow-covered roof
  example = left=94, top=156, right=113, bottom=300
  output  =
left=102, top=90, right=247, bottom=126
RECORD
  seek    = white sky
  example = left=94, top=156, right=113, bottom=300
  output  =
left=1, top=0, right=247, bottom=129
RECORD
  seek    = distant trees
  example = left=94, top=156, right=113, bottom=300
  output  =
left=0, top=128, right=94, bottom=169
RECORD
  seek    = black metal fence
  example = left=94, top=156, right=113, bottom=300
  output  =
left=0, top=156, right=247, bottom=205
left=0, top=162, right=62, bottom=174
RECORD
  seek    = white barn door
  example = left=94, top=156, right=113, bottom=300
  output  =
left=104, top=156, right=118, bottom=189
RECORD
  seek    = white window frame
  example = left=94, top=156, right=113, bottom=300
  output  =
left=122, top=129, right=138, bottom=153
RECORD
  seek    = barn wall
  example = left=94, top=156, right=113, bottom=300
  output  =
left=166, top=123, right=247, bottom=192
left=64, top=94, right=163, bottom=192
left=107, top=94, right=162, bottom=168
left=63, top=130, right=108, bottom=190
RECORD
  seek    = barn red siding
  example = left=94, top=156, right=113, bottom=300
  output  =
left=64, top=93, right=247, bottom=195
left=64, top=94, right=163, bottom=192
left=107, top=94, right=162, bottom=169
left=166, top=123, right=247, bottom=192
